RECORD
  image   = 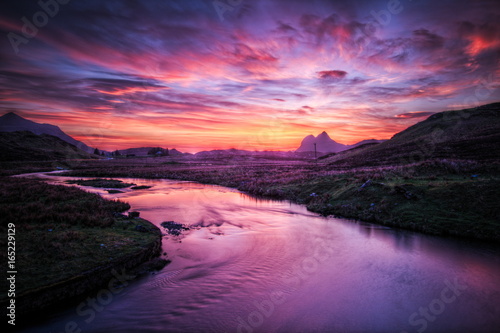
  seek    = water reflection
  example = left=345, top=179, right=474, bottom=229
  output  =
left=18, top=173, right=500, bottom=333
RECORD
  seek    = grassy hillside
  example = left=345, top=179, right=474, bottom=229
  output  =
left=0, top=177, right=162, bottom=311
left=0, top=131, right=96, bottom=162
left=326, top=103, right=500, bottom=167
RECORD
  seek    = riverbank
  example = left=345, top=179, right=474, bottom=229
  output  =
left=13, top=171, right=500, bottom=333
left=0, top=176, right=165, bottom=320
left=59, top=158, right=500, bottom=243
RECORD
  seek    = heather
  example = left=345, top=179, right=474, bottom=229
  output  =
left=60, top=157, right=500, bottom=242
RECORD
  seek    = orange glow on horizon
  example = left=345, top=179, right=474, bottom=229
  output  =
left=1, top=1, right=498, bottom=153
left=66, top=116, right=409, bottom=153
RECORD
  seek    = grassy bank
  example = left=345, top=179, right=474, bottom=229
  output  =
left=0, top=176, right=163, bottom=315
left=60, top=157, right=500, bottom=242
left=0, top=161, right=66, bottom=176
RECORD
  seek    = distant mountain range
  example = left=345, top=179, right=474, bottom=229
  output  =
left=2, top=102, right=498, bottom=164
left=0, top=112, right=95, bottom=154
left=296, top=131, right=385, bottom=153
left=0, top=113, right=190, bottom=158
left=0, top=112, right=385, bottom=159
left=117, top=147, right=186, bottom=156
left=193, top=148, right=294, bottom=159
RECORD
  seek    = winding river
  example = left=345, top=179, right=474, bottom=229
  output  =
left=20, top=173, right=500, bottom=333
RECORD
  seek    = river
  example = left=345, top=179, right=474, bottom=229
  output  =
left=19, top=173, right=500, bottom=333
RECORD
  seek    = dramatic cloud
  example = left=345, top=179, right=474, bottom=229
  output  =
left=317, top=70, right=348, bottom=80
left=82, top=78, right=168, bottom=95
left=396, top=112, right=436, bottom=119
left=412, top=29, right=445, bottom=51
left=0, top=0, right=499, bottom=151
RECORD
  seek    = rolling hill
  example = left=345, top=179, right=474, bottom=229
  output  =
left=0, top=112, right=96, bottom=153
left=0, top=131, right=96, bottom=161
left=324, top=103, right=500, bottom=167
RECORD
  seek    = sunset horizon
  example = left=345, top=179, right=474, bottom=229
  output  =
left=1, top=0, right=499, bottom=152
left=2, top=1, right=500, bottom=332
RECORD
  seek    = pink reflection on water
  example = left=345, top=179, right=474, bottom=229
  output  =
left=18, top=173, right=500, bottom=333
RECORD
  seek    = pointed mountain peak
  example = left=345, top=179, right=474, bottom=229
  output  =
left=1, top=112, right=24, bottom=119
left=296, top=131, right=348, bottom=153
left=318, top=131, right=330, bottom=137
left=0, top=112, right=35, bottom=125
left=317, top=131, right=333, bottom=141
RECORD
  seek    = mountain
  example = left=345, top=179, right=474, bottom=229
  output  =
left=169, top=149, right=186, bottom=156
left=0, top=131, right=96, bottom=161
left=296, top=131, right=349, bottom=153
left=117, top=147, right=187, bottom=156
left=195, top=148, right=249, bottom=158
left=324, top=102, right=500, bottom=167
left=194, top=149, right=298, bottom=159
left=118, top=147, right=158, bottom=156
left=0, top=112, right=95, bottom=153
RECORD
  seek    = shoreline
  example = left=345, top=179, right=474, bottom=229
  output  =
left=12, top=223, right=163, bottom=318
left=0, top=176, right=167, bottom=324
left=56, top=163, right=500, bottom=243
left=181, top=177, right=500, bottom=244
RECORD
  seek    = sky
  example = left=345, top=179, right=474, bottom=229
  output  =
left=1, top=0, right=499, bottom=152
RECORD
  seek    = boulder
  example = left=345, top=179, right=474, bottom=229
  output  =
left=161, top=221, right=189, bottom=235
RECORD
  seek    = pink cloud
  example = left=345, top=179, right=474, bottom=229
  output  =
left=395, top=111, right=436, bottom=119
left=317, top=70, right=348, bottom=80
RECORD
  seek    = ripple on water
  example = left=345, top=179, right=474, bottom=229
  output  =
left=17, top=173, right=500, bottom=333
